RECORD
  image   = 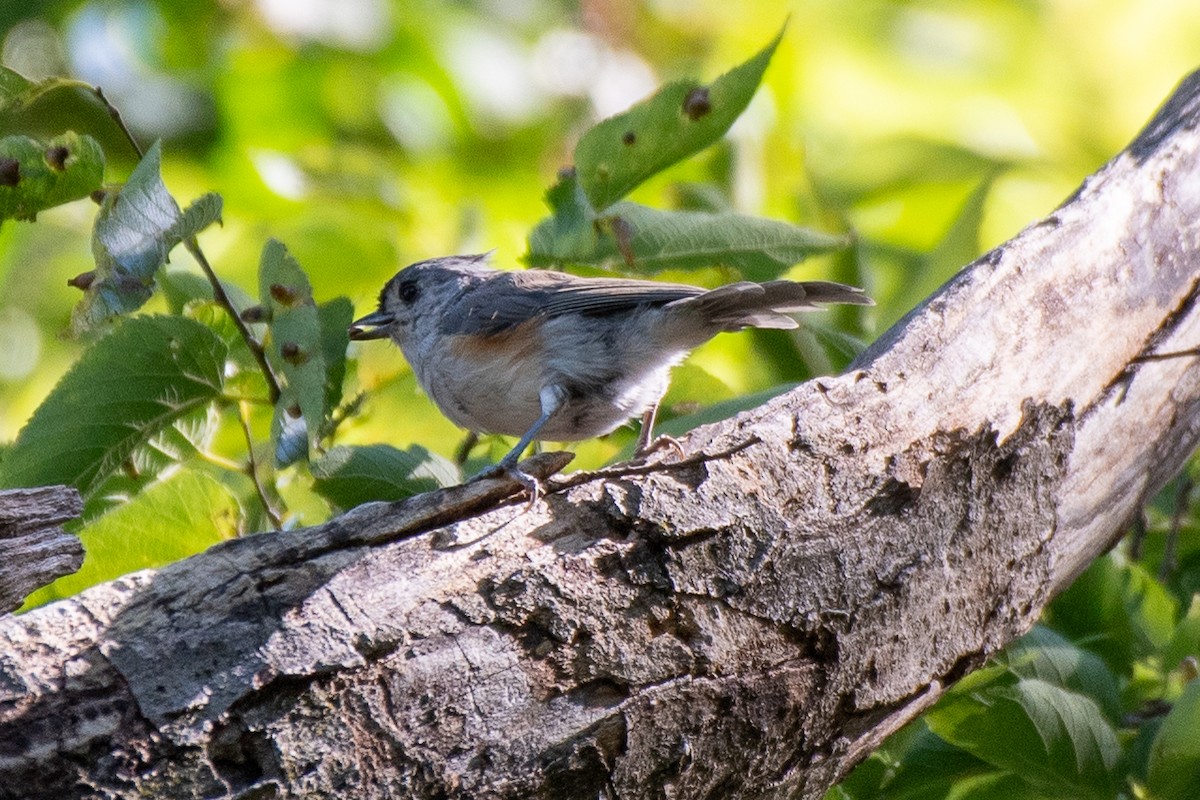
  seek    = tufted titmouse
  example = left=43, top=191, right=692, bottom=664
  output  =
left=349, top=253, right=872, bottom=490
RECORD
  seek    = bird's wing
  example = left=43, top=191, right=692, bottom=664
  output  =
left=440, top=270, right=706, bottom=336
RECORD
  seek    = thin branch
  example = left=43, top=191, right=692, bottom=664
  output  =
left=186, top=238, right=282, bottom=404
left=238, top=400, right=282, bottom=531
left=1131, top=346, right=1200, bottom=362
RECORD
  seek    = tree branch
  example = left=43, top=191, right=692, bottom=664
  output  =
left=0, top=486, right=83, bottom=614
left=5, top=70, right=1200, bottom=799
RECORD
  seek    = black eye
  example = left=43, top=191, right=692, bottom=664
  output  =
left=397, top=280, right=420, bottom=304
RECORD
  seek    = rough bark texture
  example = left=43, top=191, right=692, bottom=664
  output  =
left=5, top=71, right=1200, bottom=800
left=0, top=486, right=83, bottom=614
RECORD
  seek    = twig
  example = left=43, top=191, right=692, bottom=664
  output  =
left=185, top=238, right=281, bottom=404
left=239, top=401, right=282, bottom=531
left=1131, top=346, right=1200, bottom=362
left=546, top=435, right=762, bottom=493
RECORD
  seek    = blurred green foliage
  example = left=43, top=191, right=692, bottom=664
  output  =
left=0, top=0, right=1199, bottom=796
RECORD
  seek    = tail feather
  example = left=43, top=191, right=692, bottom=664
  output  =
left=671, top=279, right=872, bottom=334
left=759, top=280, right=874, bottom=310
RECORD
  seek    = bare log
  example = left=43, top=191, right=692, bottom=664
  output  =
left=4, top=70, right=1200, bottom=799
left=0, top=486, right=83, bottom=614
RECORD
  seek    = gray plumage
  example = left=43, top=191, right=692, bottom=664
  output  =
left=349, top=254, right=872, bottom=465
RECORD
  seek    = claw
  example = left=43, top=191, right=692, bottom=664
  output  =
left=634, top=434, right=685, bottom=461
left=473, top=462, right=544, bottom=507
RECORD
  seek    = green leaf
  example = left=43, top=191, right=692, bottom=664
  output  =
left=317, top=297, right=353, bottom=420
left=1147, top=679, right=1200, bottom=800
left=880, top=725, right=997, bottom=800
left=0, top=67, right=140, bottom=160
left=602, top=202, right=848, bottom=279
left=789, top=320, right=873, bottom=377
left=938, top=772, right=1049, bottom=800
left=0, top=132, right=104, bottom=222
left=926, top=678, right=1120, bottom=799
left=526, top=173, right=600, bottom=266
left=999, top=625, right=1122, bottom=722
left=72, top=142, right=214, bottom=332
left=826, top=752, right=888, bottom=800
left=529, top=176, right=847, bottom=279
left=1048, top=554, right=1180, bottom=674
left=0, top=66, right=32, bottom=102
left=574, top=24, right=785, bottom=210
left=311, top=444, right=460, bottom=508
left=86, top=406, right=221, bottom=517
left=1165, top=594, right=1200, bottom=668
left=22, top=469, right=240, bottom=606
left=672, top=181, right=733, bottom=213
left=0, top=315, right=226, bottom=501
left=159, top=268, right=258, bottom=318
left=169, top=191, right=223, bottom=242
left=259, top=239, right=325, bottom=465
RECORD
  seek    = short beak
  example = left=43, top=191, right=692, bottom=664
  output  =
left=348, top=310, right=394, bottom=341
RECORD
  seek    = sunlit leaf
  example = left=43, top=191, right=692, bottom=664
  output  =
left=809, top=137, right=1009, bottom=207
left=259, top=239, right=324, bottom=464
left=0, top=66, right=32, bottom=103
left=526, top=172, right=599, bottom=266
left=169, top=191, right=223, bottom=242
left=574, top=24, right=784, bottom=210
left=317, top=297, right=353, bottom=420
left=22, top=468, right=241, bottom=606
left=72, top=142, right=219, bottom=332
left=599, top=202, right=847, bottom=279
left=890, top=173, right=996, bottom=317
left=0, top=315, right=226, bottom=501
left=160, top=268, right=258, bottom=319
left=311, top=444, right=460, bottom=508
left=529, top=174, right=846, bottom=279
left=86, top=405, right=221, bottom=517
left=0, top=132, right=104, bottom=222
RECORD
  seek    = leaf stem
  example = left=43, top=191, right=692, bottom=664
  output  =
left=186, top=237, right=282, bottom=404
left=238, top=400, right=282, bottom=530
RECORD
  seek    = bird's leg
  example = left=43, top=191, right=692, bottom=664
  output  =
left=633, top=402, right=684, bottom=460
left=474, top=384, right=567, bottom=502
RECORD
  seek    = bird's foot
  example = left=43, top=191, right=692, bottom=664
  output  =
left=473, top=462, right=544, bottom=507
left=633, top=434, right=685, bottom=462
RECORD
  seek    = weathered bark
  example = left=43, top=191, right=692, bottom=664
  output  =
left=0, top=486, right=83, bottom=614
left=4, top=69, right=1200, bottom=799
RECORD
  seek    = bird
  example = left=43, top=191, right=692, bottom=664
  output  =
left=348, top=253, right=872, bottom=493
